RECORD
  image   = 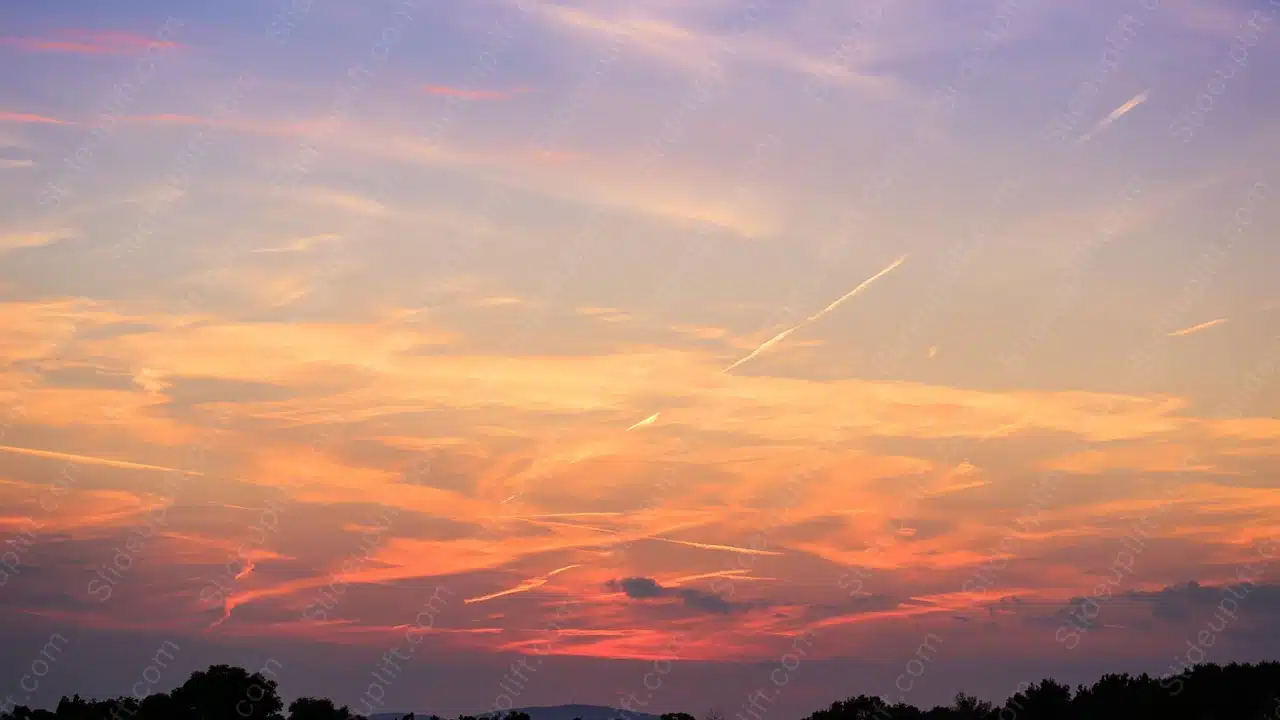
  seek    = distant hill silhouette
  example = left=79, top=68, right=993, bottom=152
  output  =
left=5, top=660, right=1280, bottom=720
left=372, top=706, right=661, bottom=720
left=479, top=705, right=661, bottom=720
left=370, top=705, right=662, bottom=720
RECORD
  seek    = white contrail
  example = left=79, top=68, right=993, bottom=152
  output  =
left=0, top=444, right=204, bottom=475
left=251, top=233, right=341, bottom=254
left=721, top=327, right=798, bottom=374
left=1077, top=89, right=1150, bottom=145
left=625, top=412, right=660, bottom=431
left=722, top=254, right=909, bottom=373
left=802, top=254, right=909, bottom=325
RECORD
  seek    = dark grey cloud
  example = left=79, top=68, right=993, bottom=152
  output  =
left=616, top=577, right=665, bottom=599
left=605, top=576, right=744, bottom=614
left=1118, top=580, right=1280, bottom=623
left=800, top=593, right=903, bottom=621
left=1022, top=580, right=1280, bottom=633
left=680, top=589, right=734, bottom=615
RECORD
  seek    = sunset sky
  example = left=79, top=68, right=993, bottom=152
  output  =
left=1, top=0, right=1279, bottom=716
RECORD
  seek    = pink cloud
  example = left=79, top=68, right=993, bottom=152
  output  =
left=120, top=114, right=325, bottom=137
left=0, top=111, right=71, bottom=125
left=420, top=84, right=533, bottom=101
left=122, top=114, right=209, bottom=126
left=0, top=29, right=181, bottom=55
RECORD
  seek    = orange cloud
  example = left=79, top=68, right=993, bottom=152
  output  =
left=3, top=290, right=1278, bottom=662
left=0, top=231, right=69, bottom=252
left=1043, top=444, right=1214, bottom=475
left=420, top=85, right=533, bottom=100
left=0, top=30, right=181, bottom=55
left=0, top=477, right=169, bottom=535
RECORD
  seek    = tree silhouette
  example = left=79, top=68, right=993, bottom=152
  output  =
left=1006, top=680, right=1070, bottom=720
left=5, top=708, right=55, bottom=720
left=4, top=661, right=1280, bottom=720
left=807, top=694, right=891, bottom=720
left=287, top=698, right=360, bottom=720
left=134, top=691, right=178, bottom=720
left=169, top=665, right=284, bottom=720
left=949, top=693, right=992, bottom=720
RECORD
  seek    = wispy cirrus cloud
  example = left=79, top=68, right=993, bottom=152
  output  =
left=0, top=29, right=182, bottom=55
left=521, top=0, right=893, bottom=91
left=1, top=0, right=1279, bottom=702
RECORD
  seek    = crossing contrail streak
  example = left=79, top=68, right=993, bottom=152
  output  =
left=503, top=512, right=624, bottom=519
left=722, top=254, right=909, bottom=373
left=644, top=535, right=783, bottom=556
left=666, top=569, right=777, bottom=585
left=464, top=564, right=581, bottom=604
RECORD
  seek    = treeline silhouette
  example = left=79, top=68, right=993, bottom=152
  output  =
left=3, top=661, right=1280, bottom=720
